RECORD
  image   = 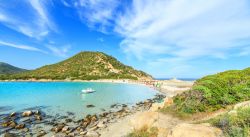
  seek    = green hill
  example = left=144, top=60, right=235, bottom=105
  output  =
left=0, top=62, right=27, bottom=74
left=0, top=52, right=151, bottom=80
left=169, top=67, right=250, bottom=114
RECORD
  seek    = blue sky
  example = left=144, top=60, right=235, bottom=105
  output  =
left=0, top=0, right=250, bottom=78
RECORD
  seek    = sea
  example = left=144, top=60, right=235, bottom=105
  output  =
left=0, top=82, right=158, bottom=119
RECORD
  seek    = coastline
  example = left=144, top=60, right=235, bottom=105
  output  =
left=0, top=78, right=194, bottom=94
left=0, top=79, right=194, bottom=136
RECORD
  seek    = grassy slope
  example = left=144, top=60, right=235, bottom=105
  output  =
left=0, top=52, right=151, bottom=80
left=0, top=62, right=27, bottom=74
left=168, top=67, right=250, bottom=114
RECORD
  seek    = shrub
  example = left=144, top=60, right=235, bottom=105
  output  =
left=170, top=67, right=250, bottom=114
left=209, top=107, right=250, bottom=137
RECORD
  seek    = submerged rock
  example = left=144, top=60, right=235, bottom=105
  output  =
left=10, top=112, right=16, bottom=117
left=15, top=123, right=25, bottom=129
left=86, top=104, right=95, bottom=108
left=35, top=115, right=42, bottom=121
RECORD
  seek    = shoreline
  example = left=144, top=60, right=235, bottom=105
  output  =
left=0, top=94, right=166, bottom=136
left=0, top=78, right=194, bottom=94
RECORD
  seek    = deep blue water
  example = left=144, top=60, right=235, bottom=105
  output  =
left=0, top=82, right=158, bottom=118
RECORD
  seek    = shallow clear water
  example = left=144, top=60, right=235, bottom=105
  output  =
left=0, top=82, right=158, bottom=119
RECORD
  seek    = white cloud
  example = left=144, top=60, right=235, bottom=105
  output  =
left=72, top=0, right=120, bottom=32
left=115, top=0, right=250, bottom=60
left=0, top=0, right=56, bottom=39
left=46, top=44, right=71, bottom=57
left=0, top=40, right=46, bottom=53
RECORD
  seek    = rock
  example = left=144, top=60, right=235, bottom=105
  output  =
left=37, top=130, right=46, bottom=137
left=8, top=121, right=16, bottom=128
left=35, top=115, right=42, bottom=121
left=86, top=131, right=99, bottom=137
left=80, top=131, right=87, bottom=135
left=91, top=116, right=97, bottom=122
left=122, top=104, right=128, bottom=107
left=52, top=124, right=65, bottom=133
left=87, top=104, right=95, bottom=108
left=88, top=125, right=98, bottom=131
left=68, top=133, right=76, bottom=136
left=167, top=123, right=223, bottom=137
left=3, top=133, right=16, bottom=137
left=65, top=118, right=72, bottom=123
left=34, top=110, right=41, bottom=115
left=15, top=123, right=25, bottom=129
left=62, top=126, right=69, bottom=132
left=1, top=121, right=9, bottom=127
left=130, top=111, right=158, bottom=130
left=97, top=122, right=106, bottom=128
left=23, top=128, right=29, bottom=132
left=10, top=112, right=16, bottom=117
left=22, top=111, right=33, bottom=117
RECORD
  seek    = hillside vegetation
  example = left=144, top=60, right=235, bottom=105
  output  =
left=0, top=62, right=27, bottom=74
left=169, top=67, right=250, bottom=114
left=209, top=107, right=250, bottom=137
left=0, top=52, right=151, bottom=80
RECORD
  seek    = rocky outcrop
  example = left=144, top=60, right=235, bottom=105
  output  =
left=129, top=111, right=158, bottom=130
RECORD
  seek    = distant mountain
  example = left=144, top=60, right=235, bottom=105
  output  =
left=0, top=62, right=27, bottom=74
left=0, top=52, right=151, bottom=80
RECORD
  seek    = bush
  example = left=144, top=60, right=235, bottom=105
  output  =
left=209, top=107, right=250, bottom=137
left=170, top=67, right=250, bottom=114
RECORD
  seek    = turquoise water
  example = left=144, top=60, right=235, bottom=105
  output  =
left=0, top=82, right=157, bottom=119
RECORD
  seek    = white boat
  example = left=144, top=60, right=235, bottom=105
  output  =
left=82, top=88, right=95, bottom=93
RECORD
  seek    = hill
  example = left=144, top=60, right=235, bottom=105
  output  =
left=168, top=67, right=250, bottom=114
left=0, top=62, right=27, bottom=74
left=0, top=52, right=151, bottom=80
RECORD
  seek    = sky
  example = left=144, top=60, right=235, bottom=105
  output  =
left=0, top=0, right=250, bottom=79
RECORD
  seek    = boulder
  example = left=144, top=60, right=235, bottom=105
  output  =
left=130, top=111, right=158, bottom=130
left=22, top=111, right=33, bottom=117
left=167, top=123, right=223, bottom=137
